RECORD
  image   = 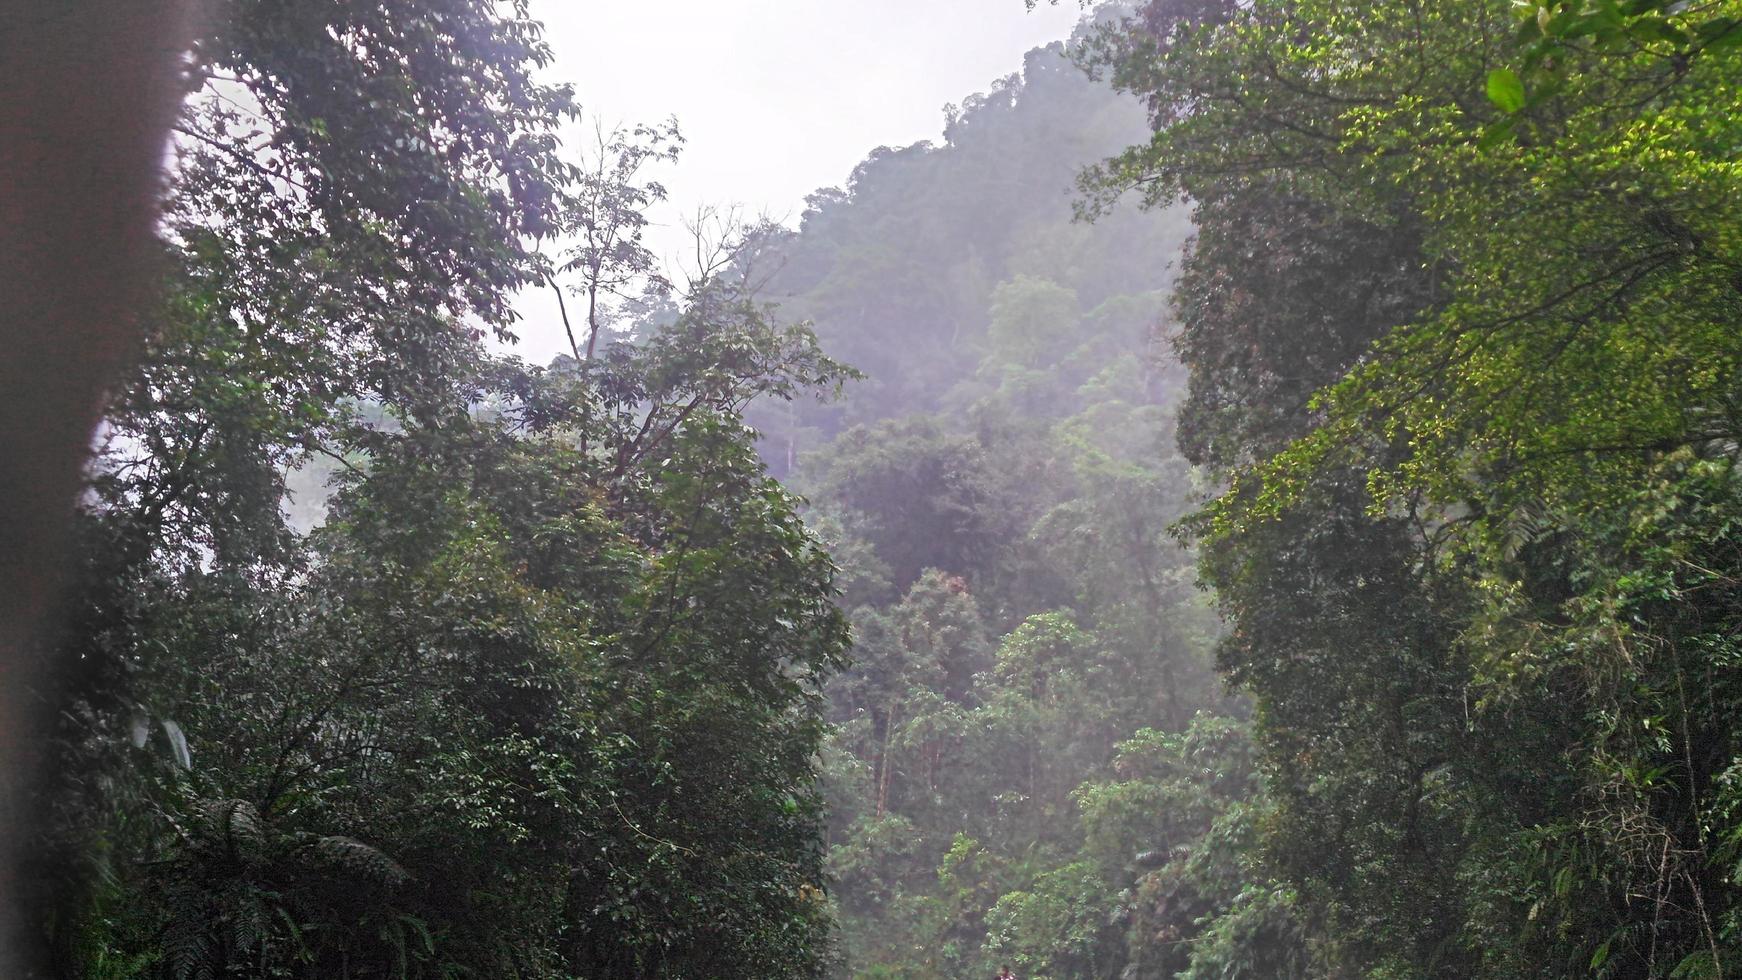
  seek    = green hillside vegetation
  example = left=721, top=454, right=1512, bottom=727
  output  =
left=25, top=0, right=1742, bottom=977
left=736, top=33, right=1280, bottom=977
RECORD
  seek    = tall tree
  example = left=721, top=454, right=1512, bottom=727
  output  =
left=1081, top=0, right=1742, bottom=973
left=38, top=2, right=862, bottom=976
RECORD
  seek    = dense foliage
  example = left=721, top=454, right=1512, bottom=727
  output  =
left=1071, top=0, right=1742, bottom=975
left=34, top=2, right=851, bottom=976
left=33, top=0, right=1742, bottom=976
left=733, top=35, right=1298, bottom=978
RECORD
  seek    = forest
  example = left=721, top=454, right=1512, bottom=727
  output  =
left=13, top=0, right=1742, bottom=977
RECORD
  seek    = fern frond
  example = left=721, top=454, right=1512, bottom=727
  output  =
left=307, top=834, right=411, bottom=887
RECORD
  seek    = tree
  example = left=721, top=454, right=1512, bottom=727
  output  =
left=0, top=3, right=200, bottom=965
left=59, top=273, right=856, bottom=978
left=37, top=2, right=866, bottom=975
left=1082, top=0, right=1742, bottom=973
left=800, top=420, right=1021, bottom=595
left=547, top=117, right=682, bottom=362
left=40, top=2, right=578, bottom=969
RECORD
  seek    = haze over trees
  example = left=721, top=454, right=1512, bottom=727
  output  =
left=20, top=0, right=1742, bottom=978
left=734, top=33, right=1268, bottom=977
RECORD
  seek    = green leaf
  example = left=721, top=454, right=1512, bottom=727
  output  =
left=1478, top=115, right=1522, bottom=151
left=1629, top=17, right=1688, bottom=47
left=1486, top=68, right=1527, bottom=113
left=1697, top=17, right=1742, bottom=49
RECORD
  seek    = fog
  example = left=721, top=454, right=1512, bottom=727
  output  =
left=11, top=1, right=1742, bottom=977
left=505, top=0, right=1084, bottom=360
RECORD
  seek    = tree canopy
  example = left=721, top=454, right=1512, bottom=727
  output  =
left=27, top=0, right=1742, bottom=977
left=35, top=3, right=854, bottom=976
left=1070, top=0, right=1742, bottom=974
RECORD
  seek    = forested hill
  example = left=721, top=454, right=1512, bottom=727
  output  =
left=742, top=33, right=1270, bottom=978
left=746, top=37, right=1192, bottom=473
left=763, top=0, right=1742, bottom=972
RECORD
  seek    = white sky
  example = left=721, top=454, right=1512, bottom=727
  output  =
left=504, top=0, right=1087, bottom=360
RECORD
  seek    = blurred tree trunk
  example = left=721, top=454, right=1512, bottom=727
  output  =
left=0, top=1, right=197, bottom=972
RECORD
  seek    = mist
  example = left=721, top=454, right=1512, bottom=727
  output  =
left=7, top=1, right=1742, bottom=978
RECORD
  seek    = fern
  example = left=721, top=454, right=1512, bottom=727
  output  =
left=306, top=834, right=411, bottom=888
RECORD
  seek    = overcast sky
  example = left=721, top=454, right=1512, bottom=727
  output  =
left=504, top=0, right=1087, bottom=360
